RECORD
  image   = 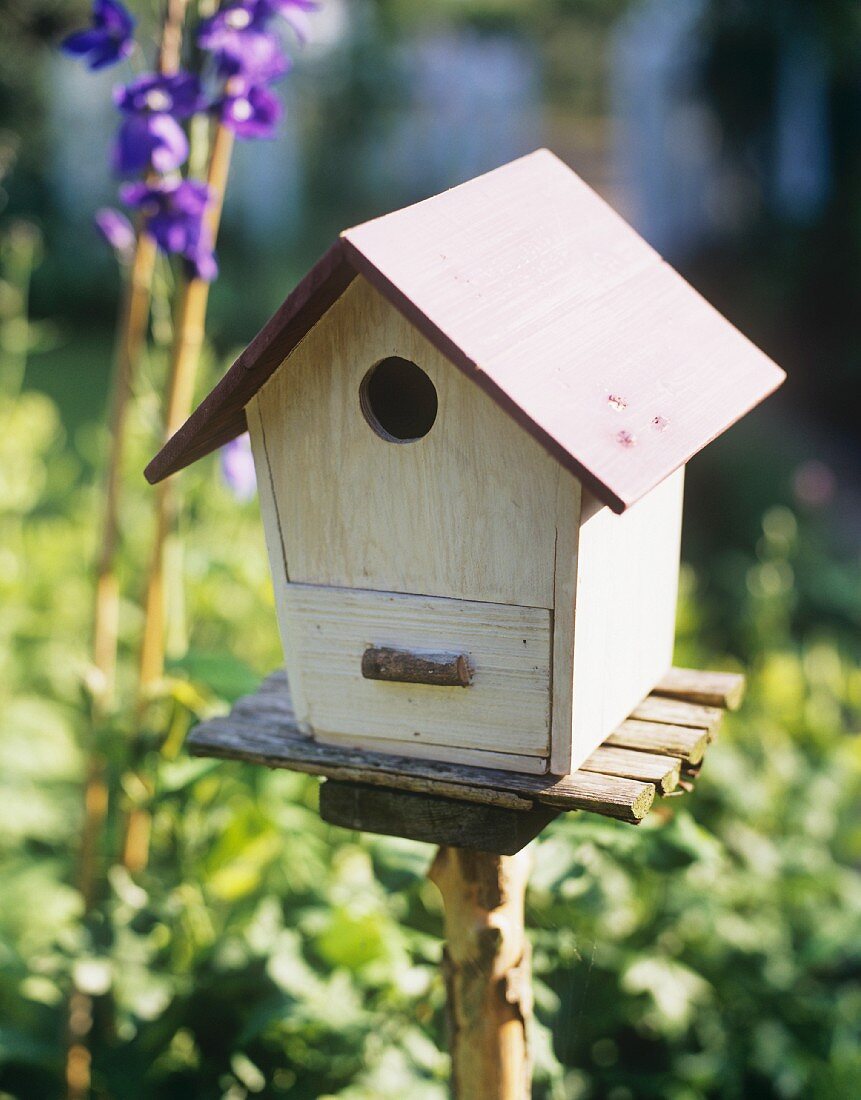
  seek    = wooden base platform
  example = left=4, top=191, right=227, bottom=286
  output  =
left=188, top=667, right=743, bottom=836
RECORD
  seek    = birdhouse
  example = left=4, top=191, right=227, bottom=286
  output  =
left=147, top=150, right=784, bottom=778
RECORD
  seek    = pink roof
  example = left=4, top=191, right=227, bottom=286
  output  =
left=147, top=149, right=785, bottom=512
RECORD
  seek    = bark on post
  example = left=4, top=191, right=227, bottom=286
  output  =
left=428, top=846, right=533, bottom=1100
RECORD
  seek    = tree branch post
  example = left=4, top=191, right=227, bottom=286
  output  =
left=428, top=846, right=533, bottom=1100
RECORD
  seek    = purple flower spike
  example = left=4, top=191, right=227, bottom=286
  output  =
left=186, top=248, right=219, bottom=282
left=218, top=79, right=282, bottom=138
left=121, top=178, right=217, bottom=282
left=199, top=1, right=268, bottom=40
left=199, top=20, right=290, bottom=84
left=112, top=72, right=202, bottom=176
left=62, top=0, right=135, bottom=70
left=113, top=113, right=190, bottom=175
left=94, top=207, right=135, bottom=261
left=115, top=72, right=202, bottom=118
left=220, top=434, right=257, bottom=500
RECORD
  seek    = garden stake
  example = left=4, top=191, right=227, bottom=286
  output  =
left=83, top=0, right=191, bottom=900
left=137, top=121, right=233, bottom=698
left=91, top=0, right=191, bottom=714
left=124, top=122, right=235, bottom=873
left=69, top=5, right=191, bottom=1096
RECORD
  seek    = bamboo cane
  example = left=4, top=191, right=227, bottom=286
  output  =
left=123, top=123, right=235, bottom=872
left=67, top=6, right=191, bottom=1097
left=89, top=0, right=189, bottom=720
left=429, top=847, right=533, bottom=1100
left=79, top=0, right=191, bottom=908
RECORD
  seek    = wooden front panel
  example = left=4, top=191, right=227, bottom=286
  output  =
left=283, top=583, right=551, bottom=768
left=253, top=275, right=568, bottom=609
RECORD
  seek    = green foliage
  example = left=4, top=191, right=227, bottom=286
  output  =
left=2, top=212, right=861, bottom=1098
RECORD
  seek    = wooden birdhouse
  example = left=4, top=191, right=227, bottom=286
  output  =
left=147, top=150, right=784, bottom=779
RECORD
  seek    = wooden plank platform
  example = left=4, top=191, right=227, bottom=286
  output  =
left=188, top=666, right=742, bottom=827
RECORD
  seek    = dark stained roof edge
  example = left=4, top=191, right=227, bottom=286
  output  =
left=145, top=241, right=355, bottom=484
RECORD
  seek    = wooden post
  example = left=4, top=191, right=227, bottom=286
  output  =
left=428, top=846, right=533, bottom=1100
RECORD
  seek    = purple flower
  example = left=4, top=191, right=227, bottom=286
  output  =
left=112, top=72, right=202, bottom=175
left=61, top=0, right=135, bottom=70
left=113, top=114, right=188, bottom=175
left=220, top=435, right=257, bottom=500
left=217, top=78, right=282, bottom=138
left=115, top=72, right=202, bottom=117
left=120, top=179, right=218, bottom=281
left=199, top=1, right=268, bottom=40
left=199, top=17, right=290, bottom=84
left=94, top=207, right=135, bottom=261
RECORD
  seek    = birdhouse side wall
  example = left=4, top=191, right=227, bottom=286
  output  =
left=566, top=467, right=685, bottom=772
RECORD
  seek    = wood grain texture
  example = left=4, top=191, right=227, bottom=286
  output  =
left=320, top=781, right=558, bottom=855
left=605, top=719, right=709, bottom=764
left=654, top=667, right=745, bottom=710
left=282, top=583, right=552, bottom=762
left=149, top=150, right=785, bottom=513
left=568, top=468, right=684, bottom=770
left=429, top=847, right=533, bottom=1100
left=580, top=745, right=681, bottom=794
left=549, top=466, right=582, bottom=775
left=249, top=274, right=580, bottom=772
left=318, top=730, right=549, bottom=776
left=630, top=695, right=724, bottom=735
left=245, top=399, right=310, bottom=723
left=188, top=671, right=656, bottom=823
left=256, top=275, right=565, bottom=609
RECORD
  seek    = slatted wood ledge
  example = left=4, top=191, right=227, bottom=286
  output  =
left=187, top=666, right=743, bottom=828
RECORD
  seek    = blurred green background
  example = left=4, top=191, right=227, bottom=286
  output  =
left=2, top=0, right=861, bottom=1097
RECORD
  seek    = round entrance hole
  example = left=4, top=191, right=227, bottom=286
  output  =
left=359, top=356, right=438, bottom=443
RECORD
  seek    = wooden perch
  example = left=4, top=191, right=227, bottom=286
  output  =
left=361, top=645, right=473, bottom=687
